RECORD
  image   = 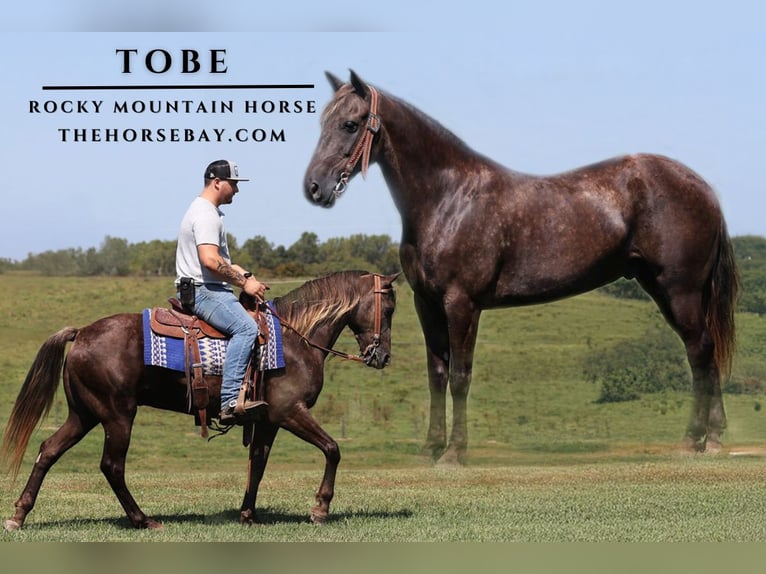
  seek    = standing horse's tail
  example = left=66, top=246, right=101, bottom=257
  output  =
left=1, top=327, right=78, bottom=480
left=705, top=220, right=739, bottom=379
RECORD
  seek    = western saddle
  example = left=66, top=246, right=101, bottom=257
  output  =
left=150, top=297, right=267, bottom=437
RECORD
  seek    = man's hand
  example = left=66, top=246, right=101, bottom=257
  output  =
left=243, top=276, right=269, bottom=301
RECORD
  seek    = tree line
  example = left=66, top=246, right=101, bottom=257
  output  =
left=0, top=232, right=401, bottom=278
left=3, top=234, right=766, bottom=316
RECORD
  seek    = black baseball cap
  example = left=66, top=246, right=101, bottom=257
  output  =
left=204, top=159, right=249, bottom=181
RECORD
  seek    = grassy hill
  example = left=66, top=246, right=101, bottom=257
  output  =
left=2, top=272, right=766, bottom=541
left=1, top=271, right=764, bottom=475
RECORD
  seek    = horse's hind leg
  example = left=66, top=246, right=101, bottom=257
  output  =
left=676, top=303, right=725, bottom=453
left=678, top=307, right=726, bottom=453
left=640, top=280, right=724, bottom=452
left=99, top=417, right=161, bottom=529
left=6, top=410, right=95, bottom=531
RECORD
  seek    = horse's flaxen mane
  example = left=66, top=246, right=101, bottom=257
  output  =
left=273, top=270, right=369, bottom=335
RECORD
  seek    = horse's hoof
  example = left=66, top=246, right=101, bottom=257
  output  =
left=680, top=436, right=703, bottom=454
left=144, top=519, right=164, bottom=530
left=4, top=519, right=21, bottom=532
left=310, top=508, right=328, bottom=525
left=422, top=441, right=446, bottom=461
left=704, top=438, right=724, bottom=454
left=436, top=447, right=466, bottom=467
left=240, top=509, right=260, bottom=526
left=436, top=456, right=461, bottom=467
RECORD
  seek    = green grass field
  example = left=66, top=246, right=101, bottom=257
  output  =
left=2, top=458, right=765, bottom=542
left=0, top=273, right=765, bottom=541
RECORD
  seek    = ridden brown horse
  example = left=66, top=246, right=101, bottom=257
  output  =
left=303, top=70, right=739, bottom=465
left=2, top=270, right=399, bottom=529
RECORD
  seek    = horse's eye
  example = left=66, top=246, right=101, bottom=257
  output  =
left=343, top=121, right=359, bottom=133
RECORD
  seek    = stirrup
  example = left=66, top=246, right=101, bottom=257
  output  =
left=235, top=399, right=268, bottom=421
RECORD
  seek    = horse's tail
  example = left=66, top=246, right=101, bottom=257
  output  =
left=705, top=220, right=739, bottom=379
left=1, top=327, right=78, bottom=480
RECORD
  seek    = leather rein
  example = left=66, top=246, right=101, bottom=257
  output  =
left=334, top=86, right=380, bottom=198
left=272, top=273, right=389, bottom=365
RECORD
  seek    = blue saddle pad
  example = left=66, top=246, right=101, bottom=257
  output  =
left=142, top=302, right=285, bottom=374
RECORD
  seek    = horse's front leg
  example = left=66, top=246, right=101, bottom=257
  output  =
left=239, top=424, right=278, bottom=525
left=441, top=300, right=481, bottom=466
left=413, top=293, right=451, bottom=460
left=281, top=404, right=340, bottom=524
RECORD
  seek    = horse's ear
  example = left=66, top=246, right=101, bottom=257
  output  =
left=385, top=272, right=402, bottom=286
left=239, top=291, right=258, bottom=312
left=349, top=69, right=369, bottom=98
left=325, top=71, right=345, bottom=92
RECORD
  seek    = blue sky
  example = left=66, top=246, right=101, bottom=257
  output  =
left=1, top=1, right=764, bottom=261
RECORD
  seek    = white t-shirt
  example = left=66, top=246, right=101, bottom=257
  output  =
left=175, top=196, right=231, bottom=286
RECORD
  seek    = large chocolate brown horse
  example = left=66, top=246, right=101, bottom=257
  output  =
left=2, top=270, right=399, bottom=529
left=303, top=70, right=738, bottom=465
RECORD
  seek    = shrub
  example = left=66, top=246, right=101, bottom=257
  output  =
left=598, top=278, right=650, bottom=301
left=584, top=325, right=690, bottom=403
left=722, top=377, right=766, bottom=395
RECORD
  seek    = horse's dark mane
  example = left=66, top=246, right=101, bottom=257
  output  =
left=382, top=89, right=507, bottom=173
left=385, top=90, right=475, bottom=153
left=273, top=270, right=370, bottom=334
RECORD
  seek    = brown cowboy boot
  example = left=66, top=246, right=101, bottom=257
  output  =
left=219, top=399, right=268, bottom=425
left=219, top=383, right=269, bottom=426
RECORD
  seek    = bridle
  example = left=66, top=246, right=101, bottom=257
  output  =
left=363, top=273, right=387, bottom=362
left=333, top=86, right=380, bottom=198
left=276, top=273, right=391, bottom=366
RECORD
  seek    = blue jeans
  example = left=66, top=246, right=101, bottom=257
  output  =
left=186, top=284, right=259, bottom=410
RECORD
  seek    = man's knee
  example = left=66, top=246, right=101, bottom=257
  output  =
left=238, top=318, right=259, bottom=342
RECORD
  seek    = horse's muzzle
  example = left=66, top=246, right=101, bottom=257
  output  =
left=362, top=343, right=390, bottom=369
left=307, top=182, right=336, bottom=208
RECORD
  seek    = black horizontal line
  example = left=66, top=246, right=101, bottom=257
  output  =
left=42, top=84, right=315, bottom=91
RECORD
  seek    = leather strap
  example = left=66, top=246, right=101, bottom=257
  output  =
left=184, top=326, right=209, bottom=438
left=373, top=274, right=382, bottom=341
left=343, top=86, right=380, bottom=180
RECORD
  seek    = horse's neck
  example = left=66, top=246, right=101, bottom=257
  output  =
left=382, top=96, right=470, bottom=167
left=310, top=319, right=348, bottom=354
left=378, top=97, right=485, bottom=225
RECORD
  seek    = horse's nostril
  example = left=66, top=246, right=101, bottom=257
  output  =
left=310, top=182, right=321, bottom=201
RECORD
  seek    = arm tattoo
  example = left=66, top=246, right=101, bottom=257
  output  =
left=216, top=258, right=245, bottom=286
